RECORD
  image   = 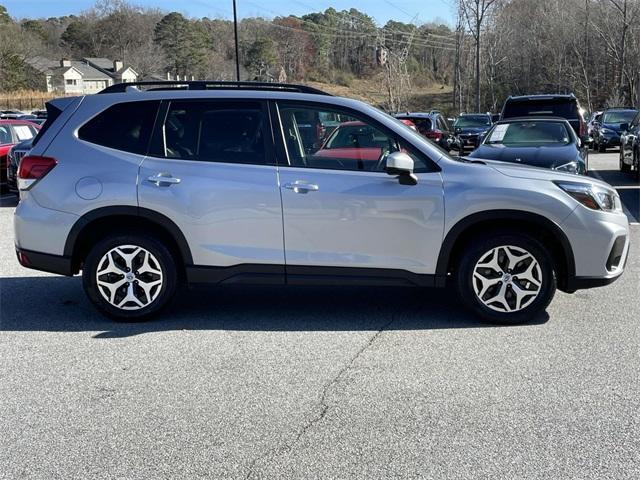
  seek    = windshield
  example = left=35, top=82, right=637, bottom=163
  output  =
left=485, top=121, right=572, bottom=146
left=602, top=110, right=637, bottom=124
left=454, top=115, right=491, bottom=127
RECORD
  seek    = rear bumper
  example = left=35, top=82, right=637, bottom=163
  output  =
left=15, top=247, right=74, bottom=276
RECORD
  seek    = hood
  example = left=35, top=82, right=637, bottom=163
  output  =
left=468, top=144, right=579, bottom=169
left=483, top=160, right=614, bottom=188
left=601, top=123, right=624, bottom=133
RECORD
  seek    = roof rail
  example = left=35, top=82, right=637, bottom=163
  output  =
left=98, top=80, right=332, bottom=96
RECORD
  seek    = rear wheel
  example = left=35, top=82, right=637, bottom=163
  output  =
left=456, top=233, right=556, bottom=324
left=82, top=234, right=178, bottom=321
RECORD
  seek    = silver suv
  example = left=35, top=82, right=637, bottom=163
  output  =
left=13, top=81, right=630, bottom=323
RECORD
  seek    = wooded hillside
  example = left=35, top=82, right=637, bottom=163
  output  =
left=0, top=0, right=638, bottom=113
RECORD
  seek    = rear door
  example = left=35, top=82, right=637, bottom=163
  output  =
left=273, top=101, right=445, bottom=281
left=138, top=99, right=284, bottom=273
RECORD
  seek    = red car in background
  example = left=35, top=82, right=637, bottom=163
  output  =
left=311, top=120, right=418, bottom=171
left=0, top=120, right=40, bottom=191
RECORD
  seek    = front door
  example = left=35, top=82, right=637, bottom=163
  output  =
left=274, top=102, right=445, bottom=280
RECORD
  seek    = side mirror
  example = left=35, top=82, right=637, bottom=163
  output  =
left=385, top=151, right=417, bottom=185
left=620, top=123, right=629, bottom=132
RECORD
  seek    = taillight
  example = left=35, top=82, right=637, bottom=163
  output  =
left=426, top=130, right=443, bottom=140
left=17, top=155, right=57, bottom=191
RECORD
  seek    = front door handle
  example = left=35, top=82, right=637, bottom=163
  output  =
left=284, top=181, right=319, bottom=194
left=147, top=173, right=181, bottom=186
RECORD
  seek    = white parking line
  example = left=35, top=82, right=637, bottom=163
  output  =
left=590, top=169, right=639, bottom=225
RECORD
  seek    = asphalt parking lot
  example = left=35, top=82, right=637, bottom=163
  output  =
left=1, top=152, right=638, bottom=479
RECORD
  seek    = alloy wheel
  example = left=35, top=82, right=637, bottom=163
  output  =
left=95, top=245, right=163, bottom=310
left=472, top=245, right=542, bottom=313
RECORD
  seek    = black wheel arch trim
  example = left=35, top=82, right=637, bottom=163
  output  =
left=435, top=209, right=576, bottom=289
left=63, top=206, right=193, bottom=265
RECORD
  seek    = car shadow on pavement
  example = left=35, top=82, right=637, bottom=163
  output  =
left=0, top=194, right=18, bottom=208
left=0, top=276, right=549, bottom=337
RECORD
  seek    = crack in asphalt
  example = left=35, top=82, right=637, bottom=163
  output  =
left=244, top=314, right=396, bottom=480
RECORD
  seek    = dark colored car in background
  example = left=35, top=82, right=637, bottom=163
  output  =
left=0, top=110, right=25, bottom=119
left=592, top=108, right=639, bottom=152
left=501, top=94, right=587, bottom=139
left=0, top=119, right=40, bottom=191
left=587, top=111, right=603, bottom=139
left=6, top=138, right=33, bottom=192
left=619, top=110, right=640, bottom=179
left=395, top=111, right=458, bottom=151
left=469, top=117, right=588, bottom=174
left=453, top=113, right=493, bottom=151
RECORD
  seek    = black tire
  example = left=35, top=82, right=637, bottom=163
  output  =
left=456, top=233, right=556, bottom=325
left=620, top=153, right=631, bottom=172
left=82, top=234, right=178, bottom=321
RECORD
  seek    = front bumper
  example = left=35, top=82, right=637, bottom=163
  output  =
left=561, top=205, right=630, bottom=290
left=599, top=134, right=621, bottom=147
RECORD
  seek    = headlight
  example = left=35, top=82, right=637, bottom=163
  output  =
left=554, top=181, right=622, bottom=212
left=600, top=128, right=613, bottom=135
left=554, top=161, right=579, bottom=174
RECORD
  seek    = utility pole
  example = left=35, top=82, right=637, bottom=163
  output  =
left=233, top=0, right=240, bottom=81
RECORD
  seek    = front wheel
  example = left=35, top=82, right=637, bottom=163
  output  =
left=456, top=234, right=556, bottom=324
left=82, top=234, right=178, bottom=321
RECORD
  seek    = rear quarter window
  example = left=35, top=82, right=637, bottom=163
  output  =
left=78, top=101, right=159, bottom=154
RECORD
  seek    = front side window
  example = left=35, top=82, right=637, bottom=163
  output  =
left=0, top=125, right=12, bottom=144
left=159, top=101, right=267, bottom=165
left=78, top=101, right=159, bottom=154
left=277, top=103, right=432, bottom=173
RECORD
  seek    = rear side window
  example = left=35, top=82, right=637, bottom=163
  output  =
left=78, top=101, right=159, bottom=154
left=503, top=99, right=578, bottom=119
left=158, top=101, right=267, bottom=165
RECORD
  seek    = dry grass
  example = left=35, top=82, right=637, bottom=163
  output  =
left=307, top=74, right=453, bottom=113
left=0, top=90, right=65, bottom=110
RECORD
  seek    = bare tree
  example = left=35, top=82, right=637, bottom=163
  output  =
left=459, top=0, right=499, bottom=111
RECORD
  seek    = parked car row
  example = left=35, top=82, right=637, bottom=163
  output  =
left=390, top=94, right=638, bottom=180
left=0, top=119, right=41, bottom=192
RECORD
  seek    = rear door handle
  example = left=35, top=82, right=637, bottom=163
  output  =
left=147, top=173, right=181, bottom=186
left=284, top=181, right=319, bottom=194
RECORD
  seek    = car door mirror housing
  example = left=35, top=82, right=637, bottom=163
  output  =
left=385, top=151, right=417, bottom=185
